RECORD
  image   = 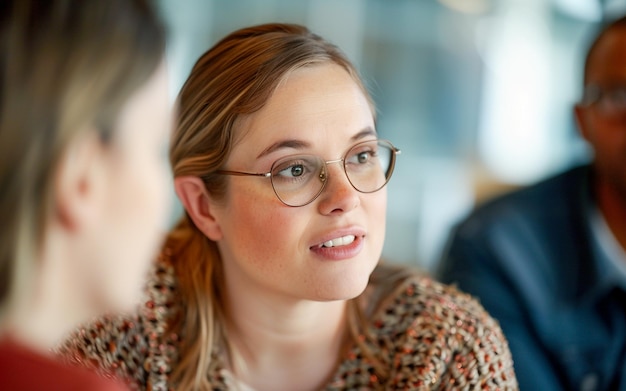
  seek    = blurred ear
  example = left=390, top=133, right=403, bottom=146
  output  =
left=174, top=176, right=223, bottom=241
left=55, top=131, right=104, bottom=233
left=574, top=104, right=591, bottom=143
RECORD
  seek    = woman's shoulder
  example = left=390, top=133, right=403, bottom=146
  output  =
left=374, top=268, right=498, bottom=330
left=1, top=338, right=130, bottom=391
left=366, top=264, right=518, bottom=389
left=57, top=250, right=180, bottom=389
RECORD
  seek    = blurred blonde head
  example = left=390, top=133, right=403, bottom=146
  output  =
left=0, top=0, right=166, bottom=325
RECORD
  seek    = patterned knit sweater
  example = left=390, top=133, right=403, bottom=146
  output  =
left=58, top=253, right=518, bottom=390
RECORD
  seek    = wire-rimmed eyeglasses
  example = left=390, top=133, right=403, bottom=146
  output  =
left=581, top=83, right=626, bottom=115
left=216, top=139, right=401, bottom=207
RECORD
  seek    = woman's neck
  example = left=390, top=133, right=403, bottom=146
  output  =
left=5, top=237, right=92, bottom=353
left=7, top=298, right=71, bottom=354
left=225, top=289, right=348, bottom=391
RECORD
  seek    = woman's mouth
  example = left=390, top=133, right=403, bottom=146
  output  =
left=318, top=235, right=356, bottom=248
left=310, top=233, right=364, bottom=260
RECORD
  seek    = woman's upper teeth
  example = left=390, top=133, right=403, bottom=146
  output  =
left=321, top=235, right=356, bottom=248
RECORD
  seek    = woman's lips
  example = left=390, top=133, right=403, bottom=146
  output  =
left=309, top=233, right=365, bottom=260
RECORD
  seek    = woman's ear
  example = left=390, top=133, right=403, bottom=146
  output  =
left=55, top=131, right=104, bottom=233
left=174, top=176, right=223, bottom=241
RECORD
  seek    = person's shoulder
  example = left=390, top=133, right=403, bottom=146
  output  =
left=370, top=273, right=518, bottom=388
left=57, top=365, right=131, bottom=391
left=456, top=164, right=590, bottom=233
left=377, top=273, right=498, bottom=331
left=475, top=164, right=587, bottom=214
left=0, top=338, right=130, bottom=391
left=369, top=266, right=504, bottom=337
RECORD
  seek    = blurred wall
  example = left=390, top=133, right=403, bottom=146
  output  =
left=158, top=0, right=622, bottom=272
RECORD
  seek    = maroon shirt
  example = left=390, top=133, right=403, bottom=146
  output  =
left=0, top=337, right=129, bottom=391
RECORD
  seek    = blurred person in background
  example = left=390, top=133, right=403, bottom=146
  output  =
left=438, top=14, right=626, bottom=391
left=60, top=23, right=518, bottom=390
left=0, top=0, right=170, bottom=389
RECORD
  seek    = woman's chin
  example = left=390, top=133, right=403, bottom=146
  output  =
left=309, top=273, right=371, bottom=302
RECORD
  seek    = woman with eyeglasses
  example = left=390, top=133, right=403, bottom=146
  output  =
left=61, top=23, right=518, bottom=390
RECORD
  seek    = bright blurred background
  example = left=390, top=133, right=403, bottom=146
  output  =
left=157, top=0, right=626, bottom=272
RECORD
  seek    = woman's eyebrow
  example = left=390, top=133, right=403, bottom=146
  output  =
left=256, top=139, right=311, bottom=159
left=256, top=126, right=376, bottom=159
left=351, top=126, right=377, bottom=142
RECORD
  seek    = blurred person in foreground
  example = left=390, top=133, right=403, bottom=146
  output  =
left=438, top=15, right=626, bottom=391
left=0, top=0, right=171, bottom=389
left=60, top=23, right=518, bottom=390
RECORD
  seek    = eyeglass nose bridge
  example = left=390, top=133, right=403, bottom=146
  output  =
left=318, top=157, right=346, bottom=184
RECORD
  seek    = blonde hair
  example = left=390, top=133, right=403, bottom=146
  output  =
left=168, top=23, right=410, bottom=390
left=0, top=0, right=165, bottom=319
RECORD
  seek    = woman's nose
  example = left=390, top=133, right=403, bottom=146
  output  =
left=316, top=162, right=360, bottom=215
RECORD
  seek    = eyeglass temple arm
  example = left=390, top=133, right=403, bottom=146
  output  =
left=215, top=170, right=272, bottom=178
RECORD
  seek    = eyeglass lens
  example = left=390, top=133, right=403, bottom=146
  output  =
left=269, top=140, right=396, bottom=207
left=602, top=88, right=626, bottom=113
left=583, top=84, right=626, bottom=115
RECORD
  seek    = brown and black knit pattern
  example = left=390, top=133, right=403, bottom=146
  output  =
left=59, top=252, right=518, bottom=390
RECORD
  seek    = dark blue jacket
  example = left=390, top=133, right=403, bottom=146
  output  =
left=437, top=165, right=626, bottom=391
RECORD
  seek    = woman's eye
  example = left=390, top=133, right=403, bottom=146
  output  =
left=349, top=150, right=375, bottom=164
left=278, top=164, right=305, bottom=178
left=273, top=158, right=317, bottom=180
left=357, top=151, right=370, bottom=163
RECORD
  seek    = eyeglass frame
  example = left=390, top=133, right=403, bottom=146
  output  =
left=580, top=83, right=626, bottom=115
left=215, top=139, right=401, bottom=207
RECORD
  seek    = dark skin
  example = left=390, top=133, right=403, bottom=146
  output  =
left=575, top=25, right=626, bottom=253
